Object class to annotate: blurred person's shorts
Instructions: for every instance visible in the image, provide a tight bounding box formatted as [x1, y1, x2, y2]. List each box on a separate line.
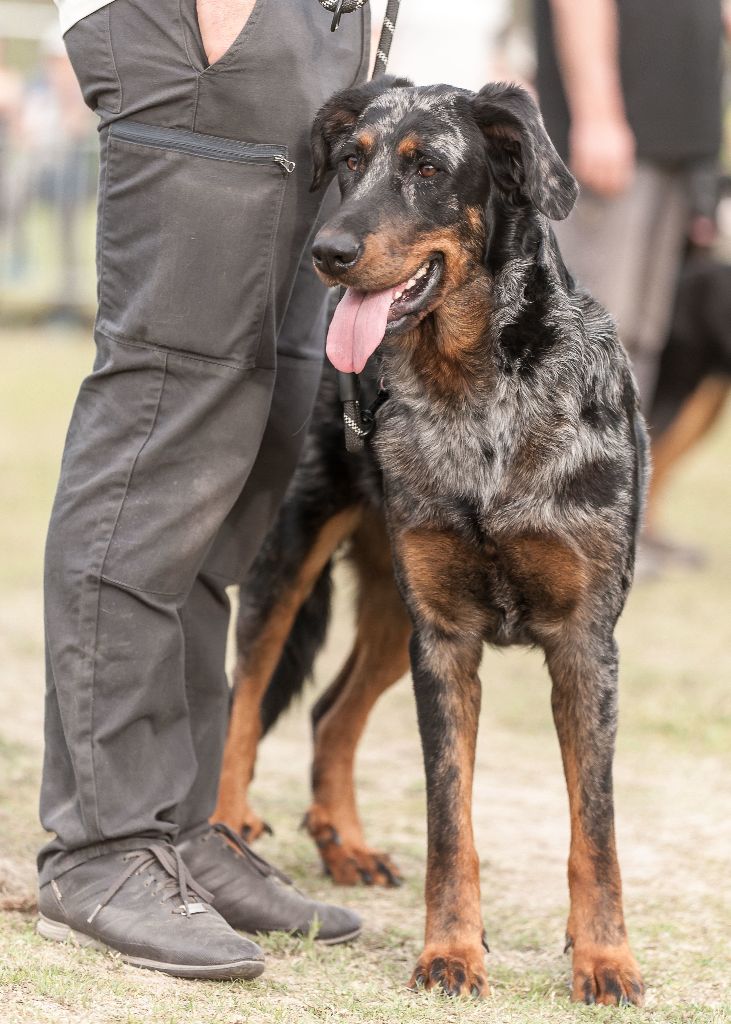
[554, 162, 689, 405]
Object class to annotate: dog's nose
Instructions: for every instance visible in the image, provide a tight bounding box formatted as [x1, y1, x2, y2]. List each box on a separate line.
[312, 231, 362, 276]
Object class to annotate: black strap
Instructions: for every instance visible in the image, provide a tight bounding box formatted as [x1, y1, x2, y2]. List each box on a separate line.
[372, 0, 401, 75]
[330, 1, 403, 452]
[319, 0, 368, 33]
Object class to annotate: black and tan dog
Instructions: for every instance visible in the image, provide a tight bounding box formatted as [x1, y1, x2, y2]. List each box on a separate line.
[213, 77, 647, 1005]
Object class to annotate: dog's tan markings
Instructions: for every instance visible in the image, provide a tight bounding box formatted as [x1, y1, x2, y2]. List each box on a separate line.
[399, 279, 492, 403]
[305, 513, 410, 886]
[398, 529, 488, 636]
[465, 205, 485, 236]
[396, 132, 421, 159]
[547, 640, 644, 1006]
[502, 534, 588, 617]
[396, 527, 488, 995]
[560, 749, 643, 1005]
[212, 507, 362, 835]
[355, 129, 376, 152]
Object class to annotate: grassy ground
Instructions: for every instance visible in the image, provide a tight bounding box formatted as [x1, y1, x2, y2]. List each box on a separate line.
[0, 330, 729, 1024]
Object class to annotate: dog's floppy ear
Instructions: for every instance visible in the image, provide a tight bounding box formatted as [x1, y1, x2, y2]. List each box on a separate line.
[310, 75, 413, 191]
[472, 82, 578, 220]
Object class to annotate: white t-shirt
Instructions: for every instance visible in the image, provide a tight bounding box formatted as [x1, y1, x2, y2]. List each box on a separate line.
[54, 0, 116, 36]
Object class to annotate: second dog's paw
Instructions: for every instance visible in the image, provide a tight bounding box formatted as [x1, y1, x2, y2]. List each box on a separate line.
[303, 808, 402, 887]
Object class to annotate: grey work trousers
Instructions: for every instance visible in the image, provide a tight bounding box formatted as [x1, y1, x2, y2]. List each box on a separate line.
[39, 0, 368, 883]
[554, 161, 689, 410]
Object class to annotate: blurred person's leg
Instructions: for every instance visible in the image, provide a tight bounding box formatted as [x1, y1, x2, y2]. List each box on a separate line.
[40, 0, 367, 884]
[554, 162, 688, 408]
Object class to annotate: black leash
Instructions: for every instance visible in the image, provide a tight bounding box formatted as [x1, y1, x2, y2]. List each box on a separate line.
[322, 0, 403, 453]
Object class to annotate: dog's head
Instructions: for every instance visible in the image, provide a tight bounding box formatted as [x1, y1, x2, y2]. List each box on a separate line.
[310, 78, 577, 373]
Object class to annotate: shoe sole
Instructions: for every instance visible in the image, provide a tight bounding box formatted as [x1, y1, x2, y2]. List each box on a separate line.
[315, 926, 362, 946]
[37, 914, 265, 981]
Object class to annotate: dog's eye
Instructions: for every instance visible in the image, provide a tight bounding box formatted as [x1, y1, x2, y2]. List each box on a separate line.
[345, 155, 359, 172]
[418, 164, 438, 179]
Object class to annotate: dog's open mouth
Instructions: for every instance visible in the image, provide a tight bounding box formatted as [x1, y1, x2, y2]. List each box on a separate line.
[326, 255, 443, 374]
[386, 255, 443, 327]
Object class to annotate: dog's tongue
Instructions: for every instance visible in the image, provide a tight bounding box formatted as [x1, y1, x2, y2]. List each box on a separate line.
[326, 286, 395, 374]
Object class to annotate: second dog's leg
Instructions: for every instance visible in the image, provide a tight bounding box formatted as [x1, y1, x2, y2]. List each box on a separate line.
[647, 374, 728, 531]
[304, 549, 411, 886]
[212, 507, 361, 836]
[546, 629, 644, 1006]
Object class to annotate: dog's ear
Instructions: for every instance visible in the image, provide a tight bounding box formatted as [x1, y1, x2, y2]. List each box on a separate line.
[471, 82, 578, 220]
[310, 75, 413, 191]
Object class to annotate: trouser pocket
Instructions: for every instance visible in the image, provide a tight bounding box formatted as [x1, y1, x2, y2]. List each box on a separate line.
[98, 120, 294, 365]
[63, 5, 122, 113]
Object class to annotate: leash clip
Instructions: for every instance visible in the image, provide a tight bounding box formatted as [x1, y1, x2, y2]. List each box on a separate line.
[330, 0, 345, 31]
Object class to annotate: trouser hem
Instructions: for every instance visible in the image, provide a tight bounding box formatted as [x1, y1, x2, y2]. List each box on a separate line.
[38, 833, 176, 886]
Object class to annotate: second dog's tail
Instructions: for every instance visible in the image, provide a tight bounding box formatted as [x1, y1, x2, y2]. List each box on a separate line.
[258, 562, 333, 736]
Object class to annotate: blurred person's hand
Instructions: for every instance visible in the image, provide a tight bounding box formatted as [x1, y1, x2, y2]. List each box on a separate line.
[568, 113, 635, 197]
[550, 0, 634, 198]
[688, 215, 718, 249]
[197, 0, 257, 66]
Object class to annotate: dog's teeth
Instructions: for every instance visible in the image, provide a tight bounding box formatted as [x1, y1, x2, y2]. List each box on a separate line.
[394, 290, 403, 300]
[405, 278, 416, 289]
[415, 266, 427, 278]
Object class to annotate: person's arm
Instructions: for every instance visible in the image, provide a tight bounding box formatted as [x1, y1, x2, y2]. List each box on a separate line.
[549, 0, 635, 197]
[196, 0, 257, 66]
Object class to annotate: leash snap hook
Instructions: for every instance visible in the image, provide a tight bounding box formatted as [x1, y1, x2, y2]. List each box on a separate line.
[330, 0, 345, 31]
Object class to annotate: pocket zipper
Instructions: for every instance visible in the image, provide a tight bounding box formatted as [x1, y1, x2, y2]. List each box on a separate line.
[109, 120, 295, 173]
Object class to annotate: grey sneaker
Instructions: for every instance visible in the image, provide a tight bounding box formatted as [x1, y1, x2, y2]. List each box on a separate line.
[37, 843, 265, 980]
[178, 823, 362, 944]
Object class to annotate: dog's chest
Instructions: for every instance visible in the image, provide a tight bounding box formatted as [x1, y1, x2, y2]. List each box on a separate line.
[376, 388, 570, 530]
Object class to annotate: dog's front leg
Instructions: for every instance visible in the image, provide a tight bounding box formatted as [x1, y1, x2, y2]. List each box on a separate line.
[408, 627, 488, 997]
[546, 631, 644, 1006]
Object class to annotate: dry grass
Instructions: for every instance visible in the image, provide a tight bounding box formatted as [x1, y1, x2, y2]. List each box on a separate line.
[0, 330, 730, 1024]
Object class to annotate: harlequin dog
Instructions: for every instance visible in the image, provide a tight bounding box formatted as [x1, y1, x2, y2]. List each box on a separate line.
[213, 77, 648, 1005]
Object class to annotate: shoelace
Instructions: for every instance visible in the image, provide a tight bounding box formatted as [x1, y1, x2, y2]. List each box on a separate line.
[87, 843, 212, 924]
[212, 822, 296, 888]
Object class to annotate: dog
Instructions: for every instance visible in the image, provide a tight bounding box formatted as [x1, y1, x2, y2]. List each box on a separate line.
[213, 77, 648, 1005]
[646, 253, 731, 538]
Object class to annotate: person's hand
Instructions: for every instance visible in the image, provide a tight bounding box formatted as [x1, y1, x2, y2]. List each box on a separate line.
[196, 0, 256, 66]
[688, 215, 717, 249]
[568, 114, 636, 197]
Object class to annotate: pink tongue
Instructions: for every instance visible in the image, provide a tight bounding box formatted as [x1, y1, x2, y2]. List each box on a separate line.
[326, 286, 395, 374]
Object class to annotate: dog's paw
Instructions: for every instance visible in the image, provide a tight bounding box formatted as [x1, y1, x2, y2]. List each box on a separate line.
[409, 946, 488, 998]
[571, 943, 644, 1006]
[240, 810, 273, 842]
[212, 807, 272, 843]
[324, 844, 402, 887]
[303, 809, 402, 887]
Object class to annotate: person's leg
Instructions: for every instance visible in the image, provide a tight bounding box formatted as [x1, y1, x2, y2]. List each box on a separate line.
[40, 0, 367, 882]
[173, 253, 330, 835]
[625, 167, 689, 407]
[553, 165, 654, 324]
[554, 163, 688, 409]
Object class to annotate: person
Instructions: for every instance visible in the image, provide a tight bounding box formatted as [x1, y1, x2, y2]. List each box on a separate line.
[38, 0, 369, 982]
[533, 0, 723, 411]
[13, 27, 96, 322]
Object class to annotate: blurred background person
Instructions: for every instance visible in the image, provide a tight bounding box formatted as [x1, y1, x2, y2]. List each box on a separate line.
[533, 0, 724, 414]
[0, 11, 96, 325]
[0, 39, 23, 278]
[16, 25, 95, 322]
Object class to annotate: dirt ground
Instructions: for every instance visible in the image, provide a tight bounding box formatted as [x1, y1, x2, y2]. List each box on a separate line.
[1, 332, 730, 1024]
